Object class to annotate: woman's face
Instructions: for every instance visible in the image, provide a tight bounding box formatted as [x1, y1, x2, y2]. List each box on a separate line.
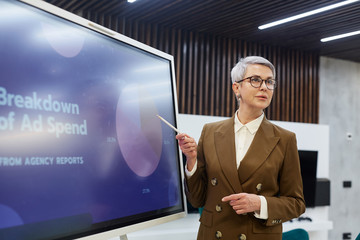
[233, 64, 274, 112]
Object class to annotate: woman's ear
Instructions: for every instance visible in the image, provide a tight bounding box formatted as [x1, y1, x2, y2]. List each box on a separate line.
[232, 82, 238, 92]
[232, 82, 241, 99]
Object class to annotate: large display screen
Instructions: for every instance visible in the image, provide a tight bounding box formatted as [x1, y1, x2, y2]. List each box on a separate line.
[0, 0, 185, 239]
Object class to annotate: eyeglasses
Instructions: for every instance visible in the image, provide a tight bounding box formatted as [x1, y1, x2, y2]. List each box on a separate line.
[236, 76, 277, 90]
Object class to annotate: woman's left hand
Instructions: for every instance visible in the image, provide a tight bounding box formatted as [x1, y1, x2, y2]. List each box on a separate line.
[222, 193, 261, 215]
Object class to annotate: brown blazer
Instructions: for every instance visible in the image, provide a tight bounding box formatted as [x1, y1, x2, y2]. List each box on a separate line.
[185, 116, 305, 240]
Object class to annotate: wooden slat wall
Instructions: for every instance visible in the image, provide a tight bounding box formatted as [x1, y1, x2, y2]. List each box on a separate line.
[86, 12, 319, 123]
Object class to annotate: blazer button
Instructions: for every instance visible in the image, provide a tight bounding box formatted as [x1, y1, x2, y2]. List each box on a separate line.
[215, 204, 222, 212]
[238, 233, 246, 240]
[272, 219, 281, 224]
[211, 177, 218, 186]
[215, 230, 222, 239]
[256, 183, 262, 192]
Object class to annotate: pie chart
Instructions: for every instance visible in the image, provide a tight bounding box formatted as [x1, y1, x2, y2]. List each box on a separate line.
[42, 22, 84, 58]
[0, 204, 23, 228]
[116, 83, 163, 177]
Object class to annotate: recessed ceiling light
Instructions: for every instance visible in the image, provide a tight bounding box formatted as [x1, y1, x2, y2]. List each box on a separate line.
[258, 0, 359, 30]
[321, 30, 360, 42]
[127, 0, 136, 3]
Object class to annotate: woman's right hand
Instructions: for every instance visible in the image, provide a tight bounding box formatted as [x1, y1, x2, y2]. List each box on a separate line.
[176, 133, 197, 171]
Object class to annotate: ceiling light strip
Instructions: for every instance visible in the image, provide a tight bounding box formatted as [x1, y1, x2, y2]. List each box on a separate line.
[258, 0, 359, 30]
[321, 30, 360, 42]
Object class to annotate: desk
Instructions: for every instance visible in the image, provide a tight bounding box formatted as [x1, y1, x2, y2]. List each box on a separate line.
[127, 214, 199, 240]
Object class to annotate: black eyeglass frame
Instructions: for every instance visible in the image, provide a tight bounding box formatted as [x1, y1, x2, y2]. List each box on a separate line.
[235, 76, 277, 90]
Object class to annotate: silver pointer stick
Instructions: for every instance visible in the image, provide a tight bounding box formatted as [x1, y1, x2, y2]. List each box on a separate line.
[156, 115, 181, 133]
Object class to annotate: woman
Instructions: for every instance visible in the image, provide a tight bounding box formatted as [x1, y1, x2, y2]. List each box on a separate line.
[176, 56, 305, 240]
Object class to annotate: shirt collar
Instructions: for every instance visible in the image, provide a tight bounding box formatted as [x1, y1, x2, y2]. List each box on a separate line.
[234, 111, 264, 135]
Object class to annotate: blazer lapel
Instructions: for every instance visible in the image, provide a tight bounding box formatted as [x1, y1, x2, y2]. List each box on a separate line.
[238, 118, 280, 184]
[214, 116, 243, 193]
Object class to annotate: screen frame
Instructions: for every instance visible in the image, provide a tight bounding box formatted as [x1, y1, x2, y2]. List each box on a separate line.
[13, 0, 187, 239]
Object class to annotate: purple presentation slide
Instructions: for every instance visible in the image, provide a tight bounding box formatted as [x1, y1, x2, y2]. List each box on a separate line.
[0, 1, 183, 239]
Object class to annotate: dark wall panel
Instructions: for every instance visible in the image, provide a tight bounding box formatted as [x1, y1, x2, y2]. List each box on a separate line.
[85, 13, 319, 123]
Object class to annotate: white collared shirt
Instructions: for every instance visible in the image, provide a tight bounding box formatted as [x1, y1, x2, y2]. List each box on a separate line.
[234, 112, 268, 219]
[234, 112, 264, 168]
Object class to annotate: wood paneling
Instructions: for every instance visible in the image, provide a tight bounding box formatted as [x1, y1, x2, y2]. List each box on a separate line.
[48, 0, 360, 63]
[86, 12, 319, 123]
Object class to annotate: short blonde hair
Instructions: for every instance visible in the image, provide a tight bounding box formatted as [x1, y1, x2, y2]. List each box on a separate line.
[231, 56, 275, 84]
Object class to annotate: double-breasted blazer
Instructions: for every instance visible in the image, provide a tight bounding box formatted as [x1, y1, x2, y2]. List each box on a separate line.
[185, 115, 305, 240]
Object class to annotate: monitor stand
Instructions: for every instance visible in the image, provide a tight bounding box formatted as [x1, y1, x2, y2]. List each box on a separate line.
[120, 235, 128, 240]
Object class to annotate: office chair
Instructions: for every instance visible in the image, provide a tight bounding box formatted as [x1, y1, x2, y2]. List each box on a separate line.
[199, 207, 204, 216]
[282, 228, 309, 240]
